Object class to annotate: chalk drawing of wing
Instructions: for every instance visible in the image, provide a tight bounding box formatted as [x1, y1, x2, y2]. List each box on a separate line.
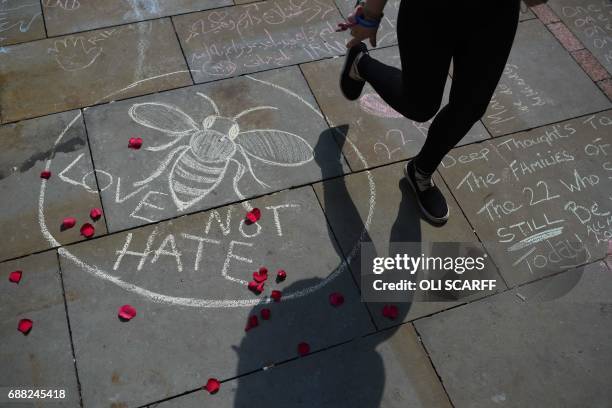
[129, 102, 199, 135]
[235, 130, 314, 166]
[169, 149, 229, 211]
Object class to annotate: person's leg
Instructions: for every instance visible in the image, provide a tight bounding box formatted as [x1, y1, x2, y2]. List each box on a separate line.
[354, 1, 453, 122]
[413, 0, 521, 174]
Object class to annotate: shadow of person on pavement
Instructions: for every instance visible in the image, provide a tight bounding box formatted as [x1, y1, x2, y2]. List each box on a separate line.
[231, 126, 432, 407]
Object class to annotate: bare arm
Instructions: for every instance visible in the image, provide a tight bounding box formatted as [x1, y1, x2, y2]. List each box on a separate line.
[362, 0, 387, 20]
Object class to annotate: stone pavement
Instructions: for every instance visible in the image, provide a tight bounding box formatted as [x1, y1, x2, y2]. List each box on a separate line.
[0, 1, 611, 407]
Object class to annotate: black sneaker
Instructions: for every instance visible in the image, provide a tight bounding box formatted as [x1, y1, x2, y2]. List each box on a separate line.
[404, 160, 449, 225]
[340, 42, 367, 100]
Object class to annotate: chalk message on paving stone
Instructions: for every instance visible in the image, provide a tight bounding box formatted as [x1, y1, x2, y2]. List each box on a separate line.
[83, 67, 347, 231]
[482, 20, 610, 136]
[173, 0, 346, 83]
[440, 111, 612, 286]
[0, 0, 45, 46]
[0, 19, 191, 123]
[55, 187, 373, 407]
[549, 0, 612, 73]
[42, 0, 233, 36]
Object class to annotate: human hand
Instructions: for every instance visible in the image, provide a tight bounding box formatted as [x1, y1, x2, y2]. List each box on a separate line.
[336, 4, 380, 48]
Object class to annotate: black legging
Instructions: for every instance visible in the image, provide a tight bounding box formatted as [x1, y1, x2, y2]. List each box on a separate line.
[357, 0, 521, 174]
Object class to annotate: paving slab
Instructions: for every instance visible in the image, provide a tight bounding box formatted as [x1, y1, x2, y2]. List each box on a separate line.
[150, 324, 452, 408]
[414, 261, 612, 408]
[0, 19, 191, 124]
[483, 19, 610, 136]
[58, 186, 374, 407]
[548, 0, 612, 73]
[84, 66, 349, 232]
[0, 1, 45, 46]
[172, 0, 347, 83]
[439, 111, 612, 287]
[42, 0, 233, 37]
[0, 110, 107, 262]
[0, 251, 80, 407]
[313, 161, 506, 329]
[301, 47, 490, 171]
[334, 0, 400, 48]
[520, 1, 536, 21]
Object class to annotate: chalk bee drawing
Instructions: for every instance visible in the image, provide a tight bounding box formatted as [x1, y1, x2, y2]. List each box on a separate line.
[128, 93, 315, 211]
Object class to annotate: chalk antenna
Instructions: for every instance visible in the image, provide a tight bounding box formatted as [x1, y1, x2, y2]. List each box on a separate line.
[234, 106, 278, 120]
[196, 92, 220, 116]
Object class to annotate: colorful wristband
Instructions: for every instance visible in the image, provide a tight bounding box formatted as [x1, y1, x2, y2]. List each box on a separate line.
[355, 14, 380, 28]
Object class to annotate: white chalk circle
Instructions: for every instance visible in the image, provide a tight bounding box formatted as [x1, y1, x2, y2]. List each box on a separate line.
[39, 76, 377, 308]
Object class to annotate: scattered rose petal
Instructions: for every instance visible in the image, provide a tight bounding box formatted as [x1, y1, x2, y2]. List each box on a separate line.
[270, 290, 282, 302]
[297, 342, 310, 356]
[128, 137, 143, 149]
[248, 281, 259, 292]
[40, 170, 51, 179]
[248, 280, 264, 294]
[260, 308, 271, 320]
[204, 378, 220, 394]
[61, 217, 77, 231]
[245, 315, 259, 331]
[276, 269, 287, 282]
[245, 208, 261, 224]
[80, 223, 95, 238]
[258, 267, 268, 276]
[118, 304, 137, 321]
[18, 319, 33, 335]
[382, 304, 399, 320]
[253, 271, 267, 283]
[329, 292, 345, 307]
[90, 208, 103, 221]
[9, 270, 22, 284]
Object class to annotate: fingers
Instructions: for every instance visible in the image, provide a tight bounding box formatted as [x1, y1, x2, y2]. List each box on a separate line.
[370, 34, 377, 48]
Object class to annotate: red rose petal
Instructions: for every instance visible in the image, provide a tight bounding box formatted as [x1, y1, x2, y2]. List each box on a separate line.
[256, 282, 265, 293]
[80, 223, 95, 238]
[248, 280, 264, 294]
[61, 217, 77, 231]
[297, 342, 310, 356]
[276, 269, 287, 281]
[9, 270, 22, 284]
[248, 281, 259, 291]
[329, 292, 345, 307]
[204, 378, 220, 394]
[90, 208, 103, 221]
[40, 170, 52, 179]
[18, 319, 33, 335]
[382, 304, 399, 320]
[118, 304, 137, 321]
[259, 267, 268, 276]
[128, 137, 143, 149]
[270, 290, 282, 302]
[260, 308, 271, 320]
[253, 271, 267, 283]
[245, 315, 259, 331]
[245, 208, 261, 224]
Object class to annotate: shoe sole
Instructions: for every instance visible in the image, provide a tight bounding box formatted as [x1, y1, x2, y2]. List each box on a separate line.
[404, 162, 449, 225]
[340, 46, 365, 101]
